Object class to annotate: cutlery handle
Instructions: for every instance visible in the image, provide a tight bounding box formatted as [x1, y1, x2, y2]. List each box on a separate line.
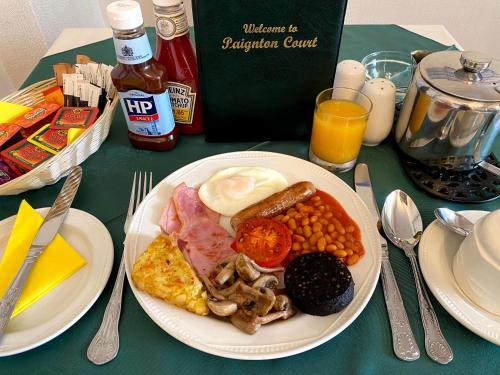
[87, 255, 126, 365]
[380, 258, 420, 361]
[407, 254, 453, 364]
[0, 252, 39, 339]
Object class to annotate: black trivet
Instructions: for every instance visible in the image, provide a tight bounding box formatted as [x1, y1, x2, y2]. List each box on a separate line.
[401, 153, 500, 202]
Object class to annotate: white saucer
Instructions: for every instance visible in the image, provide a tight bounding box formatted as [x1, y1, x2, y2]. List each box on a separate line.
[0, 208, 114, 356]
[419, 210, 500, 345]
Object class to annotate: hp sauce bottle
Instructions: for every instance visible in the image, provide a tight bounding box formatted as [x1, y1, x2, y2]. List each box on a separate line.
[107, 0, 178, 151]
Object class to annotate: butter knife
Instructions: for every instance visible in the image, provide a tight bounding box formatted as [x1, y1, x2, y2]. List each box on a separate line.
[354, 163, 420, 361]
[0, 166, 83, 339]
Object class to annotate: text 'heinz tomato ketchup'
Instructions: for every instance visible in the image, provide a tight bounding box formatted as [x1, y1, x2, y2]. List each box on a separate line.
[153, 0, 203, 135]
[107, 0, 178, 151]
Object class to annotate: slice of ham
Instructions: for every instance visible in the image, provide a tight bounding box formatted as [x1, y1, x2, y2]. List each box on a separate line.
[159, 199, 181, 235]
[160, 183, 235, 276]
[181, 218, 236, 276]
[171, 183, 220, 238]
[159, 184, 219, 236]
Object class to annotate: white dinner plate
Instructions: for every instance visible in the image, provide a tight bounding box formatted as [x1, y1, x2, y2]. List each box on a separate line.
[124, 151, 381, 360]
[419, 210, 500, 346]
[0, 208, 114, 356]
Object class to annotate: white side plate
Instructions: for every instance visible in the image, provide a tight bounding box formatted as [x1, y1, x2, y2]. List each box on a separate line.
[0, 208, 114, 356]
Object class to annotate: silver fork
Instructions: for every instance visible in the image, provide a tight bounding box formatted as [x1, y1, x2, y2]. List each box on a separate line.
[87, 171, 153, 365]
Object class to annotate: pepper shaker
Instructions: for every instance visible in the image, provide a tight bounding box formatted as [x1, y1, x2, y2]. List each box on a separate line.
[362, 78, 396, 146]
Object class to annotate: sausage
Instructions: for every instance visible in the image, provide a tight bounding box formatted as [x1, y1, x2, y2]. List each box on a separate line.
[230, 181, 316, 230]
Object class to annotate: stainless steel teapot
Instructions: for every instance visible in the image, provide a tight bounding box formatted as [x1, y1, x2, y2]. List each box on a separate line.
[395, 50, 500, 171]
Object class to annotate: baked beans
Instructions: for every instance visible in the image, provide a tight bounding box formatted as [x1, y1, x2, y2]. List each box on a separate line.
[275, 190, 365, 266]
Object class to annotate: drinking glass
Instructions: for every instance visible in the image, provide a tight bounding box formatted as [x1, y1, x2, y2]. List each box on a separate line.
[309, 87, 372, 173]
[362, 51, 416, 105]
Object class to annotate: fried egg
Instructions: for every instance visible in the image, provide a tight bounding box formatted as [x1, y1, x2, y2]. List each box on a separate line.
[198, 167, 288, 216]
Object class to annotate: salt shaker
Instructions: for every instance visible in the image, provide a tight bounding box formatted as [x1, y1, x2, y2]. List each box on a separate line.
[333, 60, 365, 91]
[362, 78, 396, 146]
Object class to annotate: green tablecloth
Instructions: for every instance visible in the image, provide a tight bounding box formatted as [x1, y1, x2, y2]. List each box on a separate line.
[1, 25, 499, 374]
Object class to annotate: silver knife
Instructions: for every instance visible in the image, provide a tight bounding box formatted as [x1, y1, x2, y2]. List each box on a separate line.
[354, 163, 420, 361]
[0, 166, 83, 339]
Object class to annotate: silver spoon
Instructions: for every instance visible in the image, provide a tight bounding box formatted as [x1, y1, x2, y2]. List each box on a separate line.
[382, 190, 453, 365]
[434, 208, 473, 237]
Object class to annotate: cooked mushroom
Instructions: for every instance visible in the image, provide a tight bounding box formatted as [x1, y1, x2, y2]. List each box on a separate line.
[206, 297, 238, 317]
[217, 254, 238, 266]
[254, 287, 276, 316]
[273, 295, 291, 311]
[228, 283, 275, 316]
[227, 284, 256, 306]
[235, 254, 260, 281]
[255, 307, 296, 324]
[252, 274, 279, 289]
[202, 253, 296, 334]
[246, 257, 284, 273]
[200, 275, 226, 300]
[218, 279, 244, 297]
[214, 261, 236, 285]
[230, 310, 261, 334]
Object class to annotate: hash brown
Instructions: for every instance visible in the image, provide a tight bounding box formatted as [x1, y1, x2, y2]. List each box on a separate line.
[132, 234, 208, 316]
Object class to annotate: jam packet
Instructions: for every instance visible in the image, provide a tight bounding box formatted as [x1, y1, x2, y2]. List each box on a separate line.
[0, 123, 22, 150]
[28, 124, 67, 154]
[1, 139, 53, 174]
[14, 102, 61, 137]
[50, 107, 98, 130]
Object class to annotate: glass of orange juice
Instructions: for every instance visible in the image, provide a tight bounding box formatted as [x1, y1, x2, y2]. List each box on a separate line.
[309, 87, 372, 173]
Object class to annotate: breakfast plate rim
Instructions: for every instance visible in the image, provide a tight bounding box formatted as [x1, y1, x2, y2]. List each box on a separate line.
[419, 210, 500, 346]
[124, 150, 381, 360]
[0, 208, 114, 356]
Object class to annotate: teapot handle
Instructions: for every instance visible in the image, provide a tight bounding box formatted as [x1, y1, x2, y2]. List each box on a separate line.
[474, 112, 500, 169]
[411, 50, 433, 64]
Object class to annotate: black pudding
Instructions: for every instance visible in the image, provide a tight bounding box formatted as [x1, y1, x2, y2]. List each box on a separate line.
[285, 252, 354, 316]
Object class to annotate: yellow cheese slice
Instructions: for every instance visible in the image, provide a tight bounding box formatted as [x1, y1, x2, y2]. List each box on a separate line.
[0, 101, 32, 123]
[0, 200, 86, 317]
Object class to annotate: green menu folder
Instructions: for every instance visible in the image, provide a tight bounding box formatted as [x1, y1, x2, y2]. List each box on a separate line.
[192, 0, 348, 141]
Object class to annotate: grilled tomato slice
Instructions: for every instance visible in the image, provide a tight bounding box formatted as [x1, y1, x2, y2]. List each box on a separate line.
[233, 217, 292, 267]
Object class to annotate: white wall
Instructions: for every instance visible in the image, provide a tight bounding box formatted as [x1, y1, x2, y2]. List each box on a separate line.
[345, 0, 500, 59]
[30, 0, 106, 49]
[0, 0, 499, 98]
[0, 0, 48, 96]
[0, 0, 106, 97]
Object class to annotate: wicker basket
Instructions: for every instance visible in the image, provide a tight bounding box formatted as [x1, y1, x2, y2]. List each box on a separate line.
[0, 78, 119, 195]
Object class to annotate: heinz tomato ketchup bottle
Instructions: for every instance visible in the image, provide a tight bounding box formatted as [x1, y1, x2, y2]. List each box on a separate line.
[107, 0, 178, 151]
[153, 0, 203, 134]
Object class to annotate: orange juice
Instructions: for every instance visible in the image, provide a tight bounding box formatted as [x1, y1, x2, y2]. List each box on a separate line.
[310, 99, 368, 164]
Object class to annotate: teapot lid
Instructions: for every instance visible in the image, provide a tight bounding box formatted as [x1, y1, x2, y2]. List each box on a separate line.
[419, 51, 500, 102]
